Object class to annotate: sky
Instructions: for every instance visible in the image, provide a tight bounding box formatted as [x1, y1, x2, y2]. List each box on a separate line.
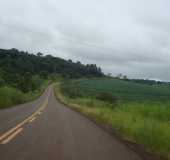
[0, 0, 170, 81]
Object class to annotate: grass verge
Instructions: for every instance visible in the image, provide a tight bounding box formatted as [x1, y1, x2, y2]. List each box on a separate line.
[0, 80, 49, 109]
[54, 83, 170, 160]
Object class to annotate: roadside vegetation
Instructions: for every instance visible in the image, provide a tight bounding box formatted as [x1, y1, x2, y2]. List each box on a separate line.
[0, 80, 49, 109]
[0, 48, 103, 109]
[55, 78, 170, 159]
[1, 48, 170, 159]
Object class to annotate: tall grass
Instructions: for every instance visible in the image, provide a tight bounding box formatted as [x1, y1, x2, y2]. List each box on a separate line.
[0, 80, 49, 109]
[55, 83, 170, 159]
[0, 86, 26, 108]
[24, 80, 49, 101]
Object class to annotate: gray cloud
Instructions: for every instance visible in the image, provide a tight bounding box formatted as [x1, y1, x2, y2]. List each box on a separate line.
[0, 0, 170, 80]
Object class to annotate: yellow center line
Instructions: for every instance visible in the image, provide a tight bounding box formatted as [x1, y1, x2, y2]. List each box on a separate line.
[38, 112, 42, 115]
[29, 117, 37, 123]
[0, 96, 49, 143]
[1, 128, 23, 144]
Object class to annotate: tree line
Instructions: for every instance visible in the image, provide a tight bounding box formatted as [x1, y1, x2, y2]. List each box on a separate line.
[0, 48, 103, 92]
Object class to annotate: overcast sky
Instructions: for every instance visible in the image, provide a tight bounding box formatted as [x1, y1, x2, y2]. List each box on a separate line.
[0, 0, 170, 80]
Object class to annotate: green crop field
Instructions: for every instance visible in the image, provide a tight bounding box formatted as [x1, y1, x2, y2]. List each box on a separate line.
[64, 78, 170, 101]
[58, 78, 170, 159]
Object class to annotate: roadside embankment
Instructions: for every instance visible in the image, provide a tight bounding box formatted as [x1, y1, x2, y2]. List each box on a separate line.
[54, 82, 169, 160]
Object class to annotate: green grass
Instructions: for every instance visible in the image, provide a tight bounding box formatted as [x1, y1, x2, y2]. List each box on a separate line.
[55, 79, 170, 159]
[0, 86, 26, 108]
[64, 78, 170, 101]
[0, 80, 49, 109]
[24, 80, 49, 101]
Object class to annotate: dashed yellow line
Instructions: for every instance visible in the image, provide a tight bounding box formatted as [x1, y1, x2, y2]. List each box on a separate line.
[38, 111, 42, 115]
[29, 117, 37, 123]
[1, 128, 23, 144]
[0, 96, 49, 144]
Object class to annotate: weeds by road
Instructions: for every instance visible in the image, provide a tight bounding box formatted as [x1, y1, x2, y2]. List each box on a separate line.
[0, 80, 49, 109]
[54, 82, 170, 160]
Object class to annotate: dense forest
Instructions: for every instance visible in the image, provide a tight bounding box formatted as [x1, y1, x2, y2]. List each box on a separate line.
[0, 48, 103, 92]
[0, 48, 168, 94]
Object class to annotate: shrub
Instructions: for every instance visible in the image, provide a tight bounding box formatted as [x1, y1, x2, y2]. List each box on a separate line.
[0, 77, 5, 86]
[96, 92, 118, 104]
[0, 86, 26, 108]
[61, 82, 85, 98]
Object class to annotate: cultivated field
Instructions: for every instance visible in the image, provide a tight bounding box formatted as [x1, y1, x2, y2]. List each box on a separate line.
[58, 78, 170, 159]
[64, 78, 170, 101]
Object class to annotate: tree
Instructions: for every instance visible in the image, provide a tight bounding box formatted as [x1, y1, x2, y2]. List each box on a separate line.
[68, 59, 73, 63]
[0, 48, 104, 91]
[18, 72, 33, 92]
[39, 71, 48, 79]
[37, 52, 43, 57]
[116, 73, 123, 79]
[123, 75, 128, 79]
[107, 73, 112, 77]
[0, 77, 4, 86]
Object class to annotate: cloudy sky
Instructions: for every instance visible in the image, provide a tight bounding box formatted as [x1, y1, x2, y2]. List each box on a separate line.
[0, 0, 170, 80]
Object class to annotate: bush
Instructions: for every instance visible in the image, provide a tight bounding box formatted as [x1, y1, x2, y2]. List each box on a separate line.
[61, 82, 85, 98]
[0, 77, 5, 86]
[31, 75, 43, 90]
[0, 86, 26, 108]
[96, 92, 118, 104]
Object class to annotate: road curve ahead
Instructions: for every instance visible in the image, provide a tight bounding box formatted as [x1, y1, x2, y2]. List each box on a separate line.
[0, 85, 142, 160]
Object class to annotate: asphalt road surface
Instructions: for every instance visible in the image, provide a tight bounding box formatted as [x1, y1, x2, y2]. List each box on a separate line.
[0, 85, 142, 160]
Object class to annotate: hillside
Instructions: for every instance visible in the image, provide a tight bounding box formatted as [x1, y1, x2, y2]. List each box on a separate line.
[0, 48, 103, 92]
[0, 48, 103, 108]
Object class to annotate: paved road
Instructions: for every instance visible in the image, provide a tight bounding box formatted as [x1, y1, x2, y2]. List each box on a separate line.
[0, 85, 142, 160]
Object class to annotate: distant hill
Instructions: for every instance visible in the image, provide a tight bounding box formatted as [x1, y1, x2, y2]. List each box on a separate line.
[0, 48, 103, 92]
[0, 48, 103, 77]
[124, 78, 170, 86]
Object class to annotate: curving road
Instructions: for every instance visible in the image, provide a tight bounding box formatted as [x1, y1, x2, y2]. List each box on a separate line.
[0, 85, 142, 160]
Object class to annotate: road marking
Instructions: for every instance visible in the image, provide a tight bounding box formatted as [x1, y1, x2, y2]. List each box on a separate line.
[0, 96, 49, 143]
[38, 112, 42, 115]
[29, 117, 37, 123]
[1, 128, 23, 144]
